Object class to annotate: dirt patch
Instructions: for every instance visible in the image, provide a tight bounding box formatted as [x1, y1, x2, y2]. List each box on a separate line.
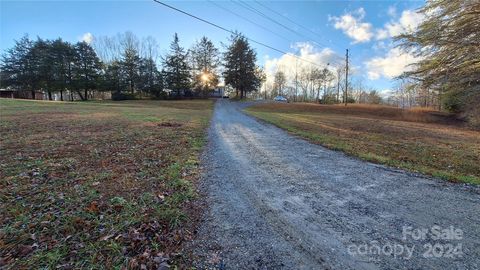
[158, 122, 183, 128]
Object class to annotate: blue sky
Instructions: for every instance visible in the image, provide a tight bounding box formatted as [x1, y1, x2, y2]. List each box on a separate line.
[1, 0, 425, 92]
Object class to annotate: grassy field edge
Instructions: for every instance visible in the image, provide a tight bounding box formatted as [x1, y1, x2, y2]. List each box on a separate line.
[246, 109, 480, 185]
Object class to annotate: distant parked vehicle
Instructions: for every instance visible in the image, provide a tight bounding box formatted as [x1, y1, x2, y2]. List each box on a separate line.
[274, 96, 288, 103]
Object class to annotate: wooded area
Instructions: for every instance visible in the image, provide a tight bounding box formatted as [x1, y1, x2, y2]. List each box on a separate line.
[0, 32, 263, 101]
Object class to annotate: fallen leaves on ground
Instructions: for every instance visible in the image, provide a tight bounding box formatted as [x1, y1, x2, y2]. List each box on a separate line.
[0, 99, 213, 269]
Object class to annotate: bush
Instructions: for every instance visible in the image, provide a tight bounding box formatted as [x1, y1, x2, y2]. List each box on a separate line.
[151, 90, 168, 100]
[111, 92, 136, 101]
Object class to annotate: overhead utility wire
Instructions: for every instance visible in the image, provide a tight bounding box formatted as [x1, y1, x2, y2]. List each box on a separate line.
[253, 0, 340, 49]
[210, 1, 345, 65]
[234, 0, 345, 65]
[207, 0, 293, 44]
[233, 1, 312, 41]
[254, 1, 359, 62]
[152, 0, 329, 69]
[234, 0, 329, 50]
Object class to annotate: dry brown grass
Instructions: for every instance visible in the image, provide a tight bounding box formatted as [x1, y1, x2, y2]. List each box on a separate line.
[247, 102, 480, 184]
[254, 103, 462, 125]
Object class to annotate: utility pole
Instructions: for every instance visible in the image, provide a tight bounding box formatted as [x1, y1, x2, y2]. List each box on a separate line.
[345, 49, 349, 106]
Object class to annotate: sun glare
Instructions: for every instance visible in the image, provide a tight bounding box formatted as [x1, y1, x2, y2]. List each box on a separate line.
[201, 73, 210, 82]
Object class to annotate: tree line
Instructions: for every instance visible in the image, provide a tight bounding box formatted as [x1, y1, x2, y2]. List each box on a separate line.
[262, 65, 382, 105]
[0, 32, 263, 100]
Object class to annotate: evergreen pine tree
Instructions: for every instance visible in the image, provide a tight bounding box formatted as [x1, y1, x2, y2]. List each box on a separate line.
[73, 41, 102, 100]
[163, 33, 190, 97]
[223, 33, 261, 99]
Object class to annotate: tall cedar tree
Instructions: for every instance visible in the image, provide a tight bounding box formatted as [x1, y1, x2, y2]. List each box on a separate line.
[30, 39, 55, 100]
[50, 39, 76, 101]
[223, 34, 261, 99]
[190, 36, 220, 97]
[0, 35, 35, 97]
[73, 41, 102, 100]
[138, 57, 163, 98]
[104, 60, 123, 94]
[120, 47, 141, 94]
[397, 0, 480, 124]
[163, 33, 190, 97]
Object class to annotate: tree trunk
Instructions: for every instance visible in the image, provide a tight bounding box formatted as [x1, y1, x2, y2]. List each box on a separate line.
[77, 90, 86, 101]
[337, 80, 340, 103]
[48, 90, 53, 101]
[84, 89, 88, 101]
[60, 90, 64, 101]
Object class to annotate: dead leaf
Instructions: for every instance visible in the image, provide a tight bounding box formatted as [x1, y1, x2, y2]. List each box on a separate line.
[86, 201, 99, 213]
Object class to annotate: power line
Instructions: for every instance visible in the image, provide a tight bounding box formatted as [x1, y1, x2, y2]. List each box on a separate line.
[234, 0, 346, 65]
[233, 0, 329, 49]
[233, 0, 299, 36]
[207, 0, 293, 44]
[152, 0, 329, 69]
[253, 0, 343, 50]
[208, 1, 346, 65]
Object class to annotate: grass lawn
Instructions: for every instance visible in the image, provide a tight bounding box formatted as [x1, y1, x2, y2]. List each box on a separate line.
[0, 99, 213, 269]
[246, 103, 480, 185]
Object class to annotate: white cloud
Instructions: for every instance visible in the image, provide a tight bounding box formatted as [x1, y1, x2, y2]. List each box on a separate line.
[367, 71, 381, 80]
[365, 47, 419, 80]
[329, 8, 374, 43]
[264, 42, 341, 86]
[379, 89, 394, 98]
[372, 41, 388, 51]
[330, 8, 424, 43]
[376, 10, 424, 40]
[387, 6, 397, 17]
[80, 32, 93, 44]
[375, 29, 389, 40]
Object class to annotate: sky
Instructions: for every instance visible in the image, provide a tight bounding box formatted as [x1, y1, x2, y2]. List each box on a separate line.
[0, 0, 425, 93]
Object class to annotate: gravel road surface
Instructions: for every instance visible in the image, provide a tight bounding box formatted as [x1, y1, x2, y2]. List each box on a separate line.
[191, 99, 480, 269]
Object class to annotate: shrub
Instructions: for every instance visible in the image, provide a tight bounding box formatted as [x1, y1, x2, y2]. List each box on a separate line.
[111, 92, 136, 101]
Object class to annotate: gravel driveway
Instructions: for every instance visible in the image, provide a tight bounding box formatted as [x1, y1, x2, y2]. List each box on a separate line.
[191, 99, 480, 269]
